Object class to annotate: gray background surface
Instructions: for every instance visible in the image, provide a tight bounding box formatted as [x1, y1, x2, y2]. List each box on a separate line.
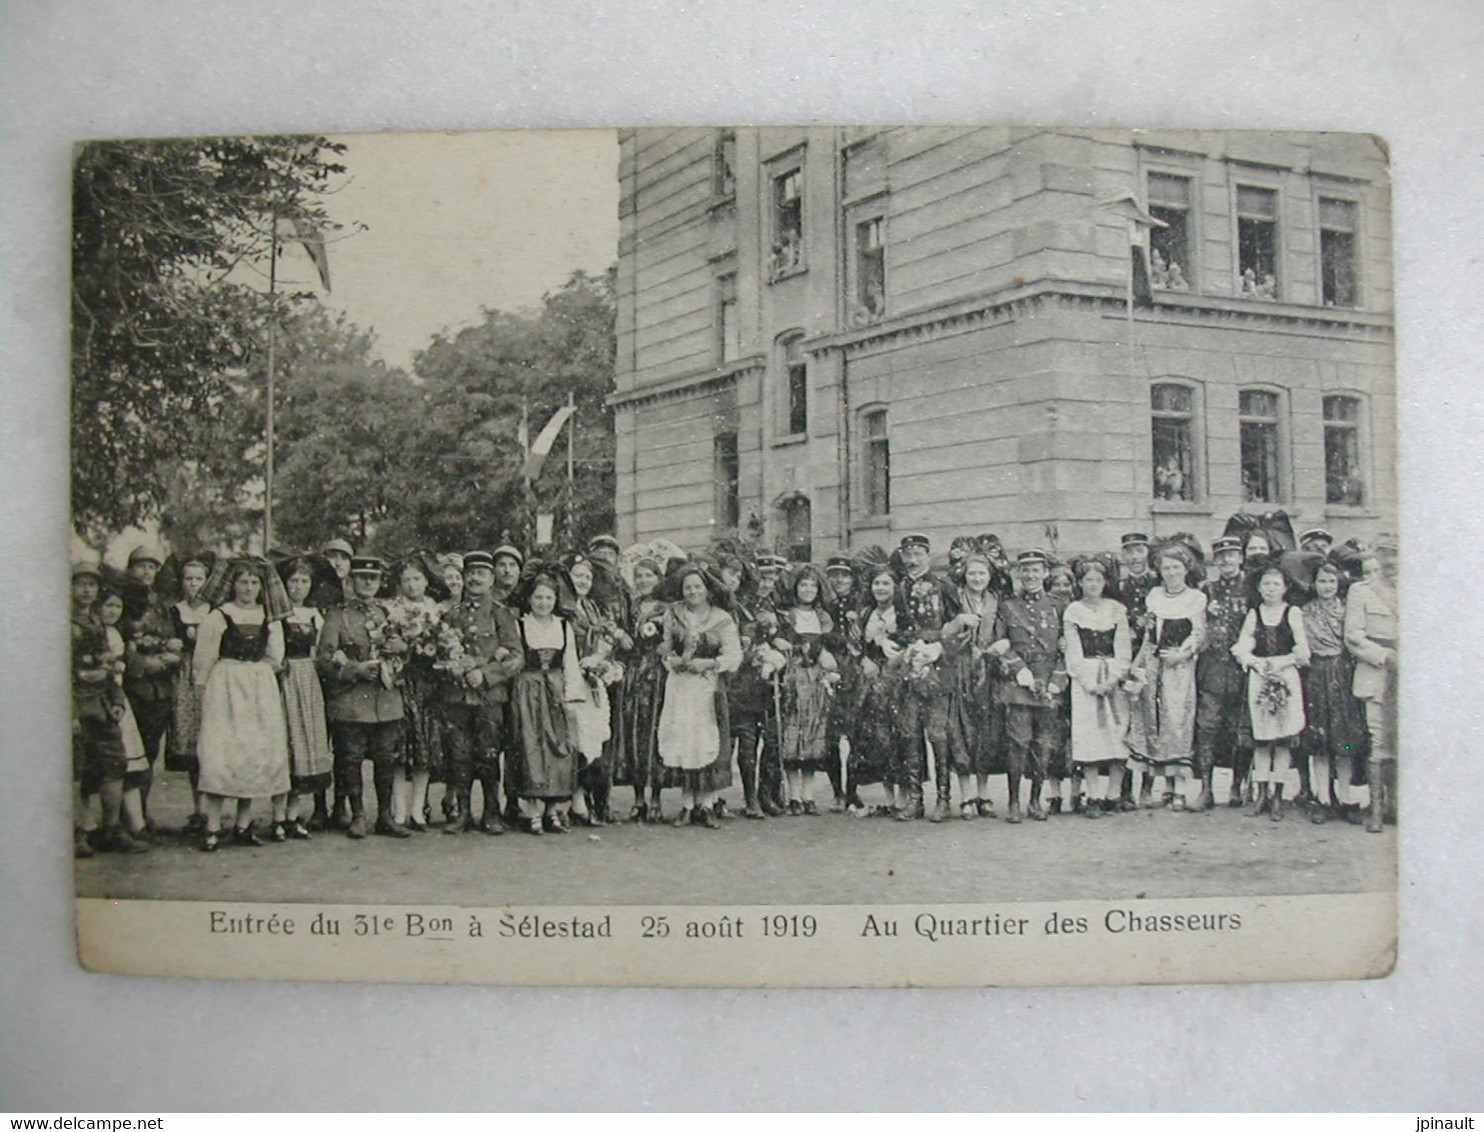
[2, 0, 1479, 1111]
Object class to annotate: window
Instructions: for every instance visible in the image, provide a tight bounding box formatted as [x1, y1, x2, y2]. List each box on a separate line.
[713, 131, 736, 198]
[1239, 390, 1282, 503]
[1319, 197, 1359, 307]
[782, 495, 812, 562]
[852, 217, 886, 323]
[1323, 395, 1365, 505]
[717, 274, 740, 363]
[783, 335, 808, 436]
[1147, 173, 1192, 292]
[769, 167, 804, 279]
[1151, 383, 1197, 501]
[1236, 185, 1279, 299]
[714, 432, 740, 528]
[863, 409, 890, 516]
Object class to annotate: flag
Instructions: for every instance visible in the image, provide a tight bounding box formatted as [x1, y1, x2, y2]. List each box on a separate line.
[1096, 192, 1165, 310]
[522, 403, 577, 481]
[289, 215, 332, 292]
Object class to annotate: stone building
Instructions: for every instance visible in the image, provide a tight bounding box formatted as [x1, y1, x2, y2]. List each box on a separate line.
[610, 127, 1395, 559]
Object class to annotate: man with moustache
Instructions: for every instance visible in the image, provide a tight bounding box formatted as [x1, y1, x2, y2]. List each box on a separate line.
[1194, 536, 1249, 810]
[439, 550, 524, 834]
[895, 533, 961, 822]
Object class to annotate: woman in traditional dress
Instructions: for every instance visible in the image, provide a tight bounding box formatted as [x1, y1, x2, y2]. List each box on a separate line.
[1127, 544, 1208, 810]
[851, 563, 912, 816]
[510, 569, 586, 834]
[1300, 560, 1370, 824]
[616, 557, 672, 822]
[383, 554, 448, 831]
[167, 557, 212, 830]
[193, 557, 291, 851]
[656, 563, 742, 828]
[772, 564, 838, 815]
[565, 555, 625, 826]
[941, 553, 1004, 819]
[1063, 557, 1132, 818]
[276, 555, 335, 838]
[1233, 565, 1310, 821]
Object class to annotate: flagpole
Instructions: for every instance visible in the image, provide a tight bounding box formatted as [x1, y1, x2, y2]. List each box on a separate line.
[566, 390, 576, 543]
[264, 212, 278, 554]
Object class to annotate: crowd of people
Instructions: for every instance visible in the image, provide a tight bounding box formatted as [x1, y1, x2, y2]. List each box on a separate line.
[70, 514, 1399, 858]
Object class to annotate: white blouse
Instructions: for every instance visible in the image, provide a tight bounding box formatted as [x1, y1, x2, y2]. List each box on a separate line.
[194, 603, 285, 687]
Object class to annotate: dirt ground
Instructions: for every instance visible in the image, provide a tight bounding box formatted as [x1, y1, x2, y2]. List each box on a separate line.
[76, 765, 1395, 907]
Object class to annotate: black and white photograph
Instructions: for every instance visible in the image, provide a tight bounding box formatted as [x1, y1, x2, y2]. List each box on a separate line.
[68, 125, 1398, 987]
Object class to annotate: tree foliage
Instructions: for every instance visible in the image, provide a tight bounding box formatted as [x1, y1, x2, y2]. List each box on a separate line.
[71, 135, 347, 540]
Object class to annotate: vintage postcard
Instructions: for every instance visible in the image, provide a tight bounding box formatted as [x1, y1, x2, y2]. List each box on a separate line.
[70, 127, 1397, 987]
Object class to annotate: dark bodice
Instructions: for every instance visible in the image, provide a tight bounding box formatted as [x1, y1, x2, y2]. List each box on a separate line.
[1156, 617, 1193, 650]
[520, 618, 569, 673]
[219, 610, 269, 663]
[1076, 625, 1118, 659]
[284, 616, 319, 659]
[1252, 605, 1296, 658]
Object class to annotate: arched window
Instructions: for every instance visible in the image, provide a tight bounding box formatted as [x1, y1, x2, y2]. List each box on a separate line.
[776, 492, 812, 562]
[1150, 381, 1200, 501]
[1323, 394, 1365, 505]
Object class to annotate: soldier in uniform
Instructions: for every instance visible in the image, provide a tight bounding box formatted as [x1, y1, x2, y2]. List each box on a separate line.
[1195, 535, 1250, 809]
[439, 550, 524, 834]
[316, 556, 409, 839]
[1298, 527, 1335, 555]
[822, 555, 861, 811]
[895, 533, 961, 821]
[490, 544, 524, 607]
[72, 562, 145, 855]
[754, 553, 788, 610]
[1115, 532, 1159, 806]
[121, 545, 179, 830]
[992, 549, 1068, 823]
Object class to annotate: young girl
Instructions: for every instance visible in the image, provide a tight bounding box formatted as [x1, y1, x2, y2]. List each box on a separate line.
[941, 554, 1003, 819]
[1299, 562, 1369, 823]
[773, 564, 839, 815]
[167, 558, 212, 830]
[1062, 558, 1132, 818]
[1233, 566, 1310, 821]
[656, 564, 742, 828]
[277, 556, 334, 839]
[855, 564, 912, 817]
[193, 558, 291, 850]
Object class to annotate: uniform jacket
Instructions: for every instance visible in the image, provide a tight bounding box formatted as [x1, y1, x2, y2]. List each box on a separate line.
[992, 590, 1066, 707]
[901, 569, 961, 643]
[1196, 572, 1248, 696]
[437, 593, 523, 709]
[122, 592, 181, 704]
[316, 598, 406, 724]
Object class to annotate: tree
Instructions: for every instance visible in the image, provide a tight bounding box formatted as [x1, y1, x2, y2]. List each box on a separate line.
[71, 135, 347, 541]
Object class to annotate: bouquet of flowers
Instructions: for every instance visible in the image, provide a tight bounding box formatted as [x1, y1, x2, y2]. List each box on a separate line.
[579, 632, 626, 687]
[382, 599, 443, 683]
[1254, 670, 1290, 717]
[431, 620, 478, 682]
[126, 631, 183, 675]
[902, 640, 945, 696]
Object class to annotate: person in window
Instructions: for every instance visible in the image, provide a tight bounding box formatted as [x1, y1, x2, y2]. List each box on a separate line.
[509, 568, 587, 835]
[941, 553, 1005, 820]
[616, 555, 675, 822]
[193, 557, 291, 851]
[656, 563, 742, 829]
[1126, 543, 1208, 810]
[1233, 566, 1310, 822]
[1301, 561, 1369, 825]
[772, 564, 839, 815]
[1194, 536, 1250, 811]
[1062, 556, 1133, 818]
[275, 556, 335, 839]
[854, 562, 913, 817]
[1345, 536, 1398, 833]
[992, 549, 1066, 823]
